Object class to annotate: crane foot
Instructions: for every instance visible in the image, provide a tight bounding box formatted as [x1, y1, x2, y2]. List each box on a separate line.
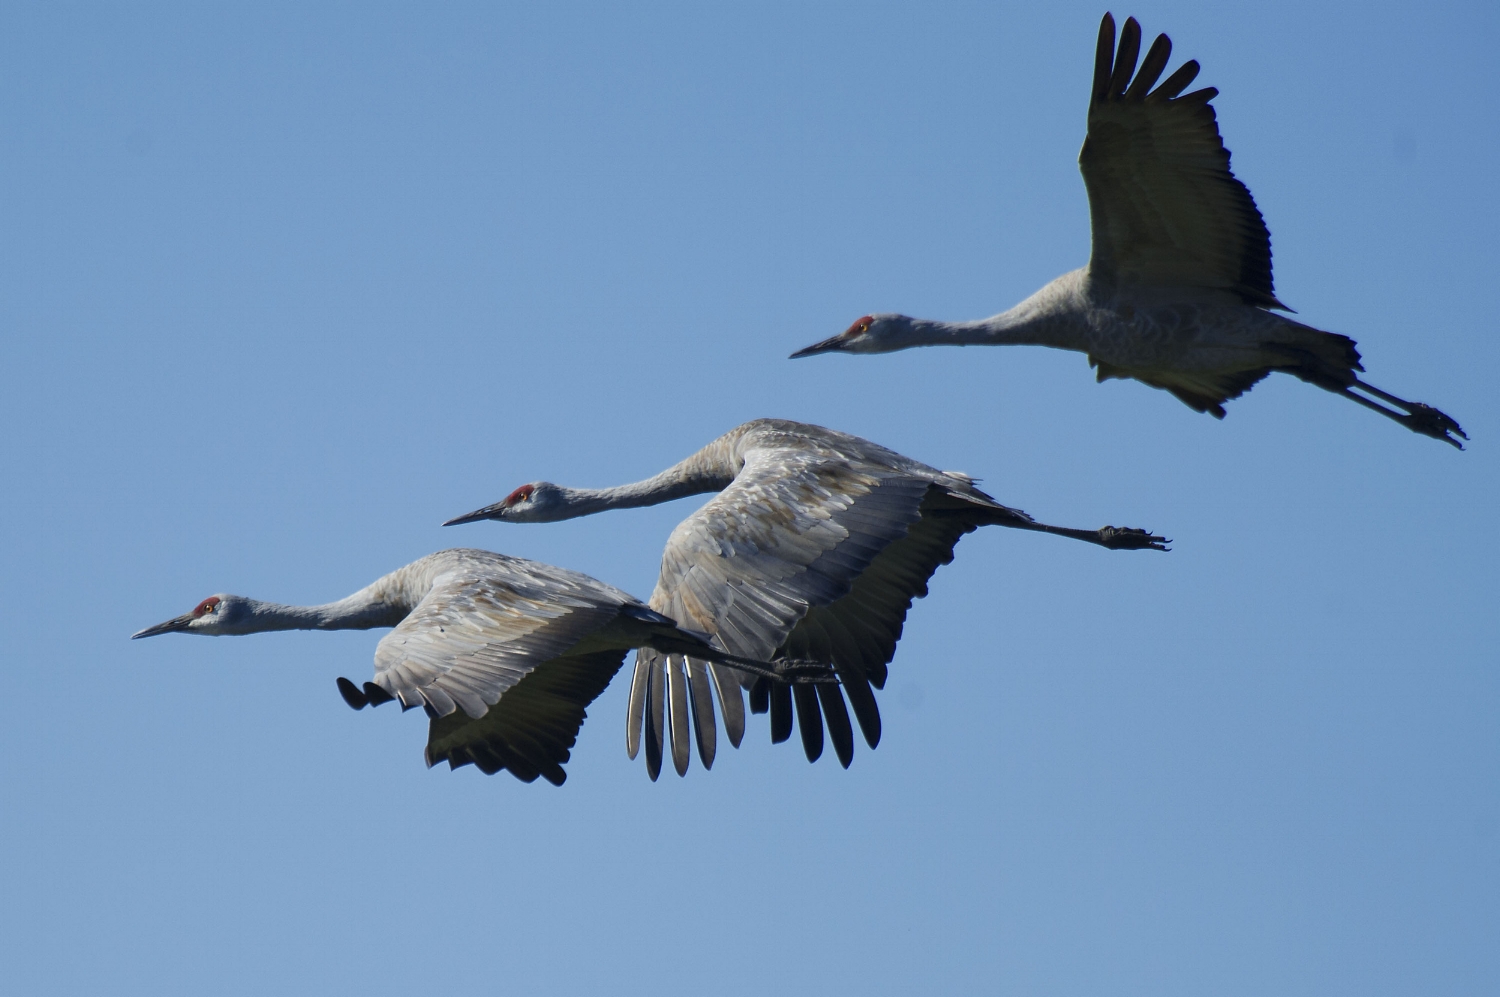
[1402, 403, 1466, 449]
[1098, 526, 1170, 551]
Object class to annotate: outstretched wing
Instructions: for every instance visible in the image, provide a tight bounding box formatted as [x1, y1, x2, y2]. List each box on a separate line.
[425, 649, 629, 786]
[628, 444, 972, 777]
[1080, 13, 1286, 309]
[372, 559, 630, 784]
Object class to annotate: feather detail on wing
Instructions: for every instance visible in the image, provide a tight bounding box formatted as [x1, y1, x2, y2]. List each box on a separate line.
[425, 649, 628, 786]
[632, 439, 985, 771]
[1081, 13, 1286, 309]
[343, 551, 656, 786]
[373, 564, 626, 722]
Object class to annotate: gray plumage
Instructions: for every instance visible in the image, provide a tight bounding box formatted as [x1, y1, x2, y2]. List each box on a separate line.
[792, 13, 1465, 448]
[444, 419, 1166, 779]
[131, 548, 822, 786]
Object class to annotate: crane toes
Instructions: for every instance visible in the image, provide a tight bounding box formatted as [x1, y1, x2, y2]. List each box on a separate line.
[1403, 403, 1466, 449]
[336, 676, 369, 710]
[1098, 526, 1170, 551]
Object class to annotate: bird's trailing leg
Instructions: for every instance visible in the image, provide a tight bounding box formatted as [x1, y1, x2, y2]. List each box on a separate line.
[997, 515, 1169, 551]
[1344, 379, 1466, 449]
[703, 653, 840, 685]
[1093, 526, 1171, 550]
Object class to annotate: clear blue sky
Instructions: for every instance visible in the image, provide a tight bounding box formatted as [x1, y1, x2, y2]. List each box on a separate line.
[2, 2, 1495, 994]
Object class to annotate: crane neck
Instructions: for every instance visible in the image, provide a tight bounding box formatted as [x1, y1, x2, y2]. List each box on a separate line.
[227, 594, 410, 634]
[221, 566, 426, 635]
[908, 269, 1090, 351]
[548, 437, 741, 518]
[556, 467, 733, 516]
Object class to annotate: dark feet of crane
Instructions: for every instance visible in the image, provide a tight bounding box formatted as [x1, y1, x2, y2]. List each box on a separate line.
[1098, 526, 1170, 551]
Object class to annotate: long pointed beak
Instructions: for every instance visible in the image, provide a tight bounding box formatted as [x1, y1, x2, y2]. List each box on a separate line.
[131, 613, 197, 639]
[789, 334, 849, 359]
[442, 503, 505, 527]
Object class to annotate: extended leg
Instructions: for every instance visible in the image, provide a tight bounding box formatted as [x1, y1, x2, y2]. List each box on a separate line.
[1347, 378, 1466, 448]
[989, 511, 1169, 550]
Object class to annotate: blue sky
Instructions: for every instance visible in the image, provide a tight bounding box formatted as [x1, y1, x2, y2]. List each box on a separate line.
[1, 2, 1495, 994]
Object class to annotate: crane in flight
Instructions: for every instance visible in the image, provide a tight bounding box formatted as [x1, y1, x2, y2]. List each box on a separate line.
[443, 419, 1166, 779]
[132, 548, 830, 786]
[792, 13, 1465, 449]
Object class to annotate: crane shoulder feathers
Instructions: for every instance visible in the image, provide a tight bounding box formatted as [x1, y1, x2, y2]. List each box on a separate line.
[1079, 13, 1286, 310]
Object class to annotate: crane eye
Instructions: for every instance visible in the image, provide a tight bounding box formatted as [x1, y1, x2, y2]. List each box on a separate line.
[858, 322, 870, 333]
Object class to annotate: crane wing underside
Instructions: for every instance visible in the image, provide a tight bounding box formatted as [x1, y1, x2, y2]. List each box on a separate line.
[425, 648, 629, 786]
[373, 564, 628, 727]
[630, 447, 985, 776]
[1079, 13, 1283, 310]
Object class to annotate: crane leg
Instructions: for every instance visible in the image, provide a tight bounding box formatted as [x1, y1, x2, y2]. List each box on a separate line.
[1010, 520, 1169, 551]
[1344, 379, 1466, 448]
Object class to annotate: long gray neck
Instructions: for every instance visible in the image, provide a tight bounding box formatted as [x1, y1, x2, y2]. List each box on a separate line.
[908, 270, 1089, 351]
[234, 595, 408, 633]
[552, 441, 740, 517]
[231, 568, 422, 634]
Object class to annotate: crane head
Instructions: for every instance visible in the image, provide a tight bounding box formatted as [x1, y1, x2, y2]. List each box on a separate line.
[789, 313, 912, 358]
[442, 481, 570, 526]
[132, 594, 250, 638]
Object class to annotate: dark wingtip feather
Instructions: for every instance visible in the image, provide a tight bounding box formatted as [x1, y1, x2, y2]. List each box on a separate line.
[793, 684, 824, 762]
[363, 682, 395, 707]
[818, 683, 855, 769]
[770, 681, 794, 743]
[1108, 17, 1142, 97]
[1150, 58, 1201, 100]
[1125, 33, 1172, 99]
[749, 677, 770, 714]
[840, 668, 883, 750]
[1092, 13, 1117, 103]
[336, 677, 368, 710]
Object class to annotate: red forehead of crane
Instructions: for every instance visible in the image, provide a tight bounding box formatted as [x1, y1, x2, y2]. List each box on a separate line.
[846, 315, 875, 334]
[505, 484, 535, 505]
[193, 597, 221, 617]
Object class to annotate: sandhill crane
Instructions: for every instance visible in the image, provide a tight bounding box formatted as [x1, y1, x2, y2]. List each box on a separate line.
[443, 418, 1166, 779]
[792, 13, 1465, 449]
[131, 548, 829, 786]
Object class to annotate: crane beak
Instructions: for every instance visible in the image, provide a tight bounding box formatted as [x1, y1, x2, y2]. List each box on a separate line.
[789, 334, 849, 359]
[131, 613, 197, 639]
[442, 502, 504, 527]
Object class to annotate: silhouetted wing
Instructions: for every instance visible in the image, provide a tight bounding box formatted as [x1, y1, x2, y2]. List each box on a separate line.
[373, 560, 626, 722]
[425, 649, 628, 786]
[1080, 13, 1285, 309]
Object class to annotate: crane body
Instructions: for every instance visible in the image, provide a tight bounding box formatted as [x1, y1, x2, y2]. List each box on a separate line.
[445, 419, 1167, 779]
[132, 548, 828, 786]
[792, 14, 1465, 448]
